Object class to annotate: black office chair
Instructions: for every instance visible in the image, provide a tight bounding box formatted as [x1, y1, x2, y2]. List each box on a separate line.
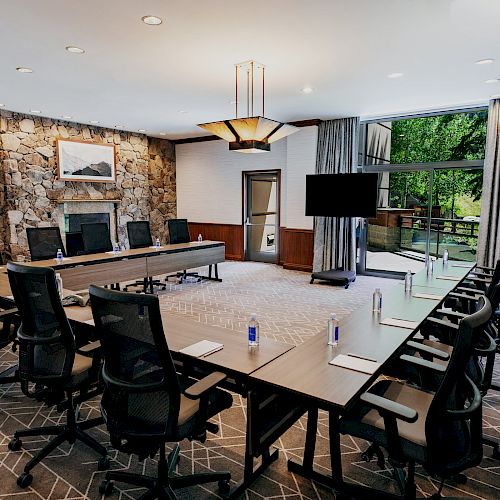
[340, 296, 491, 500]
[65, 231, 85, 257]
[26, 227, 66, 261]
[167, 219, 203, 283]
[6, 262, 108, 488]
[81, 222, 113, 254]
[167, 219, 191, 244]
[0, 301, 19, 385]
[125, 221, 164, 293]
[89, 285, 232, 498]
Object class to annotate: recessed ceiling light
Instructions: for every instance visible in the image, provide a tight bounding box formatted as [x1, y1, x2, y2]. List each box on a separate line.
[30, 109, 41, 114]
[485, 78, 500, 84]
[159, 132, 167, 136]
[62, 115, 72, 120]
[66, 46, 85, 54]
[138, 129, 146, 133]
[475, 58, 494, 65]
[16, 67, 33, 73]
[387, 72, 403, 79]
[90, 120, 99, 124]
[301, 86, 314, 94]
[142, 15, 162, 25]
[178, 110, 188, 114]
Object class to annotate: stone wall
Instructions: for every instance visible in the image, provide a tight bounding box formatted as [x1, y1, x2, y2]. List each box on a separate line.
[0, 110, 176, 261]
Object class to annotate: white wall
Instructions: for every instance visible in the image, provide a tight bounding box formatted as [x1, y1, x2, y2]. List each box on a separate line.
[175, 126, 318, 229]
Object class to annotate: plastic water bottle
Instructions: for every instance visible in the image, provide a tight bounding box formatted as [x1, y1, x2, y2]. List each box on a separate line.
[56, 248, 63, 263]
[372, 288, 383, 314]
[427, 257, 435, 277]
[198, 233, 203, 243]
[443, 248, 449, 264]
[248, 313, 260, 347]
[404, 270, 413, 293]
[113, 242, 120, 255]
[55, 273, 63, 299]
[327, 313, 339, 346]
[155, 237, 161, 251]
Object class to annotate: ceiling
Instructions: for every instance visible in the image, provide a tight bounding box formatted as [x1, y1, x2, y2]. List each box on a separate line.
[1, 0, 499, 140]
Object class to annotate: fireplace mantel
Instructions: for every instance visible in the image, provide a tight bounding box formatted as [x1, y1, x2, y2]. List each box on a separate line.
[57, 199, 121, 203]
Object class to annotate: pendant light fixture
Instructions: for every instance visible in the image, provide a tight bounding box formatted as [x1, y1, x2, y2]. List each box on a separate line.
[198, 61, 298, 153]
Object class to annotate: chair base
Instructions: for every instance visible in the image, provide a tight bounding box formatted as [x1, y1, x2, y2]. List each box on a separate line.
[100, 443, 230, 499]
[9, 392, 108, 487]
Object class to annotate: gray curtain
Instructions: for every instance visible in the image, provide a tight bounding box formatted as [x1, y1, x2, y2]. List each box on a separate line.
[477, 99, 500, 267]
[313, 117, 360, 272]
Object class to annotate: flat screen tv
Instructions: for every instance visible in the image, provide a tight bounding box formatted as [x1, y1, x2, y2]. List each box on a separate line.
[305, 173, 378, 217]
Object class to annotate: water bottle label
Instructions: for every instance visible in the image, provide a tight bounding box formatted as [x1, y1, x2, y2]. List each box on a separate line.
[248, 326, 256, 342]
[334, 326, 339, 342]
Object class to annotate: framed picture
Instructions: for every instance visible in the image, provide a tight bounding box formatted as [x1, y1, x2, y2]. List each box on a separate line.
[56, 138, 116, 182]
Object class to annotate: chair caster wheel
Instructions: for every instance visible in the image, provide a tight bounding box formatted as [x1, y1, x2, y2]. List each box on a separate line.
[98, 456, 110, 471]
[17, 472, 33, 488]
[99, 480, 114, 496]
[218, 479, 231, 495]
[8, 437, 22, 451]
[361, 452, 371, 462]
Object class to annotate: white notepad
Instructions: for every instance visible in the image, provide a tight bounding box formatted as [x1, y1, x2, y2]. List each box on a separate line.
[83, 318, 95, 326]
[179, 340, 224, 358]
[105, 251, 120, 255]
[329, 354, 381, 375]
[413, 292, 444, 300]
[380, 317, 419, 329]
[452, 263, 473, 268]
[436, 275, 461, 281]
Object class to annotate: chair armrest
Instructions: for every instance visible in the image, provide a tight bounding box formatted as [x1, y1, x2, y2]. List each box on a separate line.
[446, 375, 481, 420]
[406, 340, 450, 361]
[425, 317, 459, 330]
[399, 353, 447, 373]
[360, 392, 418, 423]
[0, 307, 18, 319]
[466, 276, 491, 284]
[455, 286, 484, 295]
[474, 265, 493, 273]
[435, 309, 467, 318]
[447, 292, 481, 301]
[184, 371, 227, 400]
[474, 332, 497, 355]
[77, 340, 101, 356]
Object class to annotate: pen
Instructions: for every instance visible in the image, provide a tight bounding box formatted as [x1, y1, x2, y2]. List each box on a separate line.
[347, 352, 377, 363]
[203, 346, 224, 358]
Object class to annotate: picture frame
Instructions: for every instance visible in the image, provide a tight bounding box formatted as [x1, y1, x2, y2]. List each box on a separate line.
[56, 138, 116, 183]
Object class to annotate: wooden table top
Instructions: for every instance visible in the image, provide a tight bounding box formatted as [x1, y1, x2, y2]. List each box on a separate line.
[22, 240, 225, 270]
[250, 260, 474, 411]
[65, 305, 293, 377]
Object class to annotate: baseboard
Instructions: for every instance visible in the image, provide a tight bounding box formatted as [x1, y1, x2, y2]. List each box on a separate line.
[283, 262, 312, 273]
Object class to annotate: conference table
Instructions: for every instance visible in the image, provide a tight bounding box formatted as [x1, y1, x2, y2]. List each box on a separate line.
[249, 259, 476, 496]
[0, 256, 477, 498]
[0, 240, 225, 295]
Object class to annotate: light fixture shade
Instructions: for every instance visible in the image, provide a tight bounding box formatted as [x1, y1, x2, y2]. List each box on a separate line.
[198, 116, 298, 153]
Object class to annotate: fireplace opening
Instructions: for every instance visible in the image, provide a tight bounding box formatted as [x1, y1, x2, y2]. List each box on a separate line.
[64, 213, 111, 256]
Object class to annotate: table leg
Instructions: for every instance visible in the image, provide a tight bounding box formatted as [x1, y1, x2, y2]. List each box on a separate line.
[227, 390, 279, 499]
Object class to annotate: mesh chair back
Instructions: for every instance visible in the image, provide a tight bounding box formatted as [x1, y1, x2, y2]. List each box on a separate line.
[81, 222, 113, 254]
[89, 285, 182, 444]
[27, 227, 66, 261]
[425, 296, 491, 473]
[168, 219, 190, 244]
[127, 221, 153, 249]
[7, 262, 75, 386]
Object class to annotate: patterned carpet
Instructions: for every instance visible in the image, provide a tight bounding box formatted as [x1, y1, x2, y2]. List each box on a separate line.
[0, 261, 499, 499]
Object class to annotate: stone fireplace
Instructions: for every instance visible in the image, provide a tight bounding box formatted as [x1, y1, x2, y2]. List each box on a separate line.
[0, 110, 177, 262]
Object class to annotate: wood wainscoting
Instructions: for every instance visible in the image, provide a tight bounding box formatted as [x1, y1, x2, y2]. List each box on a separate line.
[188, 222, 244, 261]
[188, 222, 314, 272]
[280, 227, 314, 272]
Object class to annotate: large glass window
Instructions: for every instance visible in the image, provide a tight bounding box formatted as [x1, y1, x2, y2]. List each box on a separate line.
[358, 109, 486, 276]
